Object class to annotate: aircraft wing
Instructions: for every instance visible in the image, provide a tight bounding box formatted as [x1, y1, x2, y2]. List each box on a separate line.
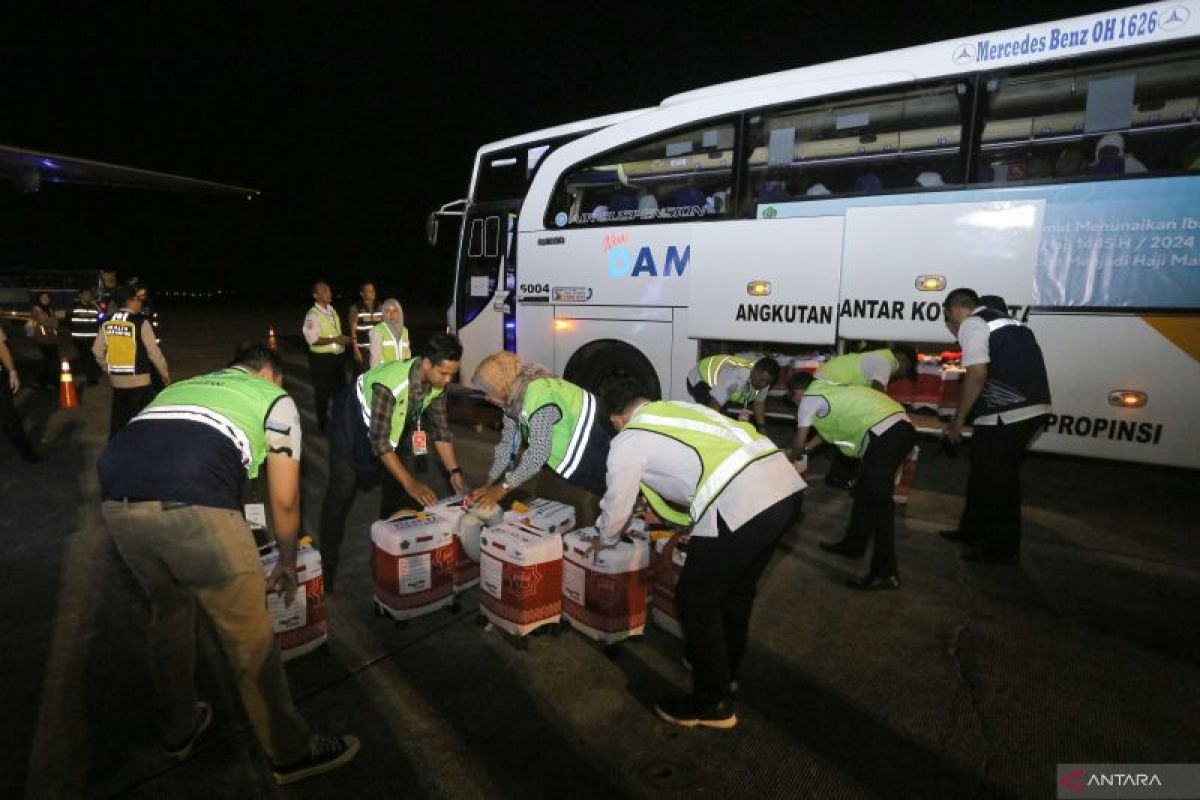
[0, 143, 260, 197]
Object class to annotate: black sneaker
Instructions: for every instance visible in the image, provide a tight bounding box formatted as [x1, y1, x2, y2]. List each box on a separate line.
[272, 734, 360, 786]
[164, 702, 212, 761]
[655, 695, 738, 730]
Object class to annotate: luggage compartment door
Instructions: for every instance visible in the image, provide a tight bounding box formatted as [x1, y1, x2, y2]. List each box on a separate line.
[688, 217, 842, 345]
[839, 199, 1044, 342]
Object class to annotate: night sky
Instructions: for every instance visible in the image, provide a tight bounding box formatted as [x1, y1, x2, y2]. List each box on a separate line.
[0, 1, 1129, 302]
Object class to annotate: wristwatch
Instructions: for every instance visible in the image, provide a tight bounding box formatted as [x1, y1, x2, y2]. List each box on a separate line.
[449, 467, 462, 475]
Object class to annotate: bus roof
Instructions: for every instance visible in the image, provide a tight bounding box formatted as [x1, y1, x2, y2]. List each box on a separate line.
[661, 1, 1198, 107]
[475, 108, 653, 157]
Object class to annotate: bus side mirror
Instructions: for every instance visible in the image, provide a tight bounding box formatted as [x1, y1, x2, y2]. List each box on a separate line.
[426, 213, 439, 247]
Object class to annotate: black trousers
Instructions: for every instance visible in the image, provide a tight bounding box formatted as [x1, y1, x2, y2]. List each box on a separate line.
[958, 415, 1045, 557]
[72, 337, 101, 385]
[308, 351, 347, 432]
[677, 491, 802, 704]
[38, 345, 59, 388]
[110, 385, 156, 439]
[842, 421, 917, 578]
[827, 449, 861, 485]
[0, 377, 34, 455]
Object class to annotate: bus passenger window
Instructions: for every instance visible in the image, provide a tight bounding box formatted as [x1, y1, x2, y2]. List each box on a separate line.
[746, 83, 963, 207]
[545, 119, 735, 228]
[976, 50, 1200, 185]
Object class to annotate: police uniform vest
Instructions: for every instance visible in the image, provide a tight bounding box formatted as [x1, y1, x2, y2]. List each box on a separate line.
[308, 305, 344, 354]
[134, 368, 288, 478]
[70, 303, 100, 339]
[816, 349, 897, 386]
[356, 358, 443, 448]
[519, 378, 596, 480]
[100, 310, 152, 375]
[696, 355, 758, 406]
[623, 400, 780, 526]
[372, 322, 411, 364]
[972, 308, 1052, 419]
[803, 380, 906, 458]
[355, 305, 383, 348]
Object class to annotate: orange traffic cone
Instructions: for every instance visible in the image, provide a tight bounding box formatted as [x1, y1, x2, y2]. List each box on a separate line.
[268, 325, 278, 351]
[59, 360, 79, 409]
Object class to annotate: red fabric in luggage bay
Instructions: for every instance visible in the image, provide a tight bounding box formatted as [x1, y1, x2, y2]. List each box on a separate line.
[372, 542, 456, 609]
[479, 556, 562, 625]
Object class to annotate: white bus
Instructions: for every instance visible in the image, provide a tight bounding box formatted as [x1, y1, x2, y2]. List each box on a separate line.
[448, 2, 1200, 469]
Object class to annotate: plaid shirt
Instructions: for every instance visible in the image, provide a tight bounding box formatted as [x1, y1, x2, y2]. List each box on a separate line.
[368, 360, 452, 457]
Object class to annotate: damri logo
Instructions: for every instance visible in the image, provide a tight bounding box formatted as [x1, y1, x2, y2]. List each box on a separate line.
[603, 232, 690, 278]
[953, 43, 977, 65]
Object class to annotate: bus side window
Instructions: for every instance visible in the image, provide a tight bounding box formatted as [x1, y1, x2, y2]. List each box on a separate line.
[746, 83, 963, 207]
[976, 49, 1200, 184]
[545, 119, 736, 229]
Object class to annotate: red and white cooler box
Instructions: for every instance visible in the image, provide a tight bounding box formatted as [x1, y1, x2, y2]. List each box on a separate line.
[370, 510, 457, 620]
[478, 522, 563, 636]
[261, 538, 328, 660]
[892, 445, 919, 505]
[504, 498, 576, 535]
[561, 531, 650, 644]
[650, 532, 689, 639]
[427, 495, 482, 592]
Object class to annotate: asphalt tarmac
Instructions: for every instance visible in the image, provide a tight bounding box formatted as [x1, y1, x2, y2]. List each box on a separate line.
[3, 305, 1197, 799]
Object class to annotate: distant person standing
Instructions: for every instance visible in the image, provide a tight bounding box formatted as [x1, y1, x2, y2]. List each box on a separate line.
[940, 288, 1052, 565]
[368, 297, 410, 368]
[302, 281, 350, 433]
[96, 267, 121, 312]
[29, 292, 62, 389]
[0, 325, 39, 461]
[347, 281, 382, 375]
[93, 287, 170, 437]
[70, 287, 103, 386]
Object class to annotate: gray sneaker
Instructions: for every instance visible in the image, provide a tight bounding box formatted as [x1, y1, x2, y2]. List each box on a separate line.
[164, 702, 213, 761]
[272, 734, 360, 786]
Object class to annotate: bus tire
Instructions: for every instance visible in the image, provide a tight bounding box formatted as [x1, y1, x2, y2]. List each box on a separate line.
[564, 340, 661, 404]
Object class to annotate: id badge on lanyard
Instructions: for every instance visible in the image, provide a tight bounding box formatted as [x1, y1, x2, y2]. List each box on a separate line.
[411, 418, 428, 456]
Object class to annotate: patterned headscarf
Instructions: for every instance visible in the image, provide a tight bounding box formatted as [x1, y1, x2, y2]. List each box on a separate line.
[471, 352, 553, 419]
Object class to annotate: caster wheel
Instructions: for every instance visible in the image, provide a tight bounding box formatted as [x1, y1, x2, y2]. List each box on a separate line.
[515, 637, 529, 651]
[394, 619, 408, 630]
[449, 599, 461, 614]
[476, 613, 489, 629]
[602, 642, 620, 658]
[373, 603, 385, 618]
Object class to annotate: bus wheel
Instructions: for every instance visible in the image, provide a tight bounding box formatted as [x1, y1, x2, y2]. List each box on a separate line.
[565, 340, 661, 404]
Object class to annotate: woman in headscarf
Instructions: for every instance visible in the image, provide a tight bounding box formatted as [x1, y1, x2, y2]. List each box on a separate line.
[368, 298, 410, 368]
[469, 351, 610, 511]
[30, 292, 61, 388]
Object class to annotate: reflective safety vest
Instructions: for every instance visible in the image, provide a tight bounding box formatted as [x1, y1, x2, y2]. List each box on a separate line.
[355, 305, 383, 348]
[70, 303, 100, 339]
[134, 368, 288, 478]
[815, 349, 897, 387]
[803, 380, 905, 458]
[696, 355, 758, 406]
[308, 305, 344, 354]
[624, 401, 780, 526]
[356, 358, 442, 448]
[519, 378, 595, 480]
[372, 322, 410, 364]
[100, 310, 151, 375]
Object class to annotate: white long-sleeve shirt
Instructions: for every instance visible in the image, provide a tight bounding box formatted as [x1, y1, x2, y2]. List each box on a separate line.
[594, 422, 805, 543]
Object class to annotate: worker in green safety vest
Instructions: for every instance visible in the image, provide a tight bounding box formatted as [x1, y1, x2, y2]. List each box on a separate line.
[96, 343, 360, 784]
[685, 354, 780, 431]
[591, 378, 805, 731]
[468, 351, 611, 512]
[302, 280, 351, 433]
[318, 333, 467, 590]
[368, 297, 410, 368]
[788, 371, 916, 591]
[813, 345, 916, 489]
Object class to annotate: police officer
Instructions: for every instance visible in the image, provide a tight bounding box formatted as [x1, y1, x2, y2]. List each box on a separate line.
[93, 286, 170, 437]
[97, 343, 358, 784]
[592, 379, 804, 730]
[789, 372, 916, 590]
[685, 354, 779, 431]
[302, 281, 350, 433]
[318, 333, 467, 591]
[70, 287, 102, 386]
[814, 345, 917, 489]
[368, 298, 410, 368]
[940, 288, 1052, 565]
[347, 281, 382, 375]
[469, 351, 610, 512]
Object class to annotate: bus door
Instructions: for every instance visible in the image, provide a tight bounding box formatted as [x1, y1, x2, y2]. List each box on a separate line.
[453, 203, 518, 382]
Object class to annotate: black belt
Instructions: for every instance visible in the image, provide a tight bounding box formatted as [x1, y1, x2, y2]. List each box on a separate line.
[117, 498, 192, 510]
